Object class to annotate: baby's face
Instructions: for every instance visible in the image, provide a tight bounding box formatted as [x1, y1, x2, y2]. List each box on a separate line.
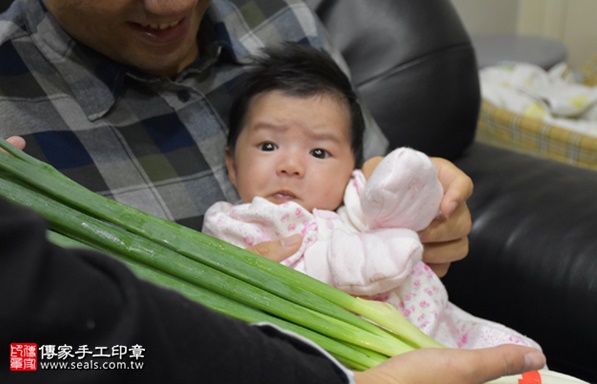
[226, 90, 355, 212]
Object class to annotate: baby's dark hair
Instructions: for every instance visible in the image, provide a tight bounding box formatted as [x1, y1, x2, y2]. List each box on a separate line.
[227, 42, 365, 167]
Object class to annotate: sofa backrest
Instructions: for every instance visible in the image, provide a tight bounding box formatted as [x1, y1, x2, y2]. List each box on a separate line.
[306, 0, 480, 158]
[0, 0, 12, 13]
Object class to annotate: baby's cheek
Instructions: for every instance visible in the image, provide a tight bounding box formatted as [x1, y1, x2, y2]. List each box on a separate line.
[317, 188, 345, 211]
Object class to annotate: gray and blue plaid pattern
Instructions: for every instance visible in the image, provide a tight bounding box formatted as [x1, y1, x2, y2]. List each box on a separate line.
[0, 0, 386, 230]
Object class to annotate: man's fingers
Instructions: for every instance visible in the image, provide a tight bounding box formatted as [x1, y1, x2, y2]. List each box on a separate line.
[426, 262, 451, 278]
[465, 345, 546, 383]
[431, 157, 474, 217]
[356, 345, 546, 384]
[421, 237, 469, 277]
[5, 136, 26, 150]
[421, 237, 469, 266]
[361, 156, 383, 179]
[440, 177, 473, 217]
[418, 201, 471, 276]
[246, 234, 302, 263]
[419, 203, 472, 243]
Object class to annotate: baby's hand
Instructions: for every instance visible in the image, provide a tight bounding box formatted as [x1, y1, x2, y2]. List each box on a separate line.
[247, 234, 303, 262]
[361, 153, 473, 278]
[361, 147, 443, 231]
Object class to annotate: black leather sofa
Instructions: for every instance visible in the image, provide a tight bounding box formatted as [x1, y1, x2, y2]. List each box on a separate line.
[0, 0, 10, 12]
[2, 0, 595, 381]
[306, 0, 597, 382]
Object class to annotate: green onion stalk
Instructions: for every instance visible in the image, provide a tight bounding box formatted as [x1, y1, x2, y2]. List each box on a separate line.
[0, 139, 445, 370]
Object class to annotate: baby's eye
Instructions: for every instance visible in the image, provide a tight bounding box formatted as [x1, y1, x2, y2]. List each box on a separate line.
[259, 142, 277, 151]
[310, 148, 330, 159]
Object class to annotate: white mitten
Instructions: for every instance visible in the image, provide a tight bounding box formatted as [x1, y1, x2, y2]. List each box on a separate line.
[323, 227, 423, 296]
[361, 147, 443, 231]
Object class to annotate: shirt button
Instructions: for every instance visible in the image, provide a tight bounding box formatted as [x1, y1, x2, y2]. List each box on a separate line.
[177, 90, 191, 102]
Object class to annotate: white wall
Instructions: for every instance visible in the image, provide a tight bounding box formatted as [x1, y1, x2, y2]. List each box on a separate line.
[451, 0, 519, 35]
[451, 0, 597, 69]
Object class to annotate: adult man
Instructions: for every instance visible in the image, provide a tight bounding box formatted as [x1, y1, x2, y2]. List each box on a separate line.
[0, 0, 470, 274]
[0, 1, 535, 382]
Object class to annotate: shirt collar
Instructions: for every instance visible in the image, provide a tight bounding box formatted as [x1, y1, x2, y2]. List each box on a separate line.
[25, 0, 243, 121]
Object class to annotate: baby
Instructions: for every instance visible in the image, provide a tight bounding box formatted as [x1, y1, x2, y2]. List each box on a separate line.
[203, 42, 541, 350]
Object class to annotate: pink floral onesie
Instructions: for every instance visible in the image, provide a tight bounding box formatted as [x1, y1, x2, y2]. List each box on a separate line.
[203, 147, 541, 350]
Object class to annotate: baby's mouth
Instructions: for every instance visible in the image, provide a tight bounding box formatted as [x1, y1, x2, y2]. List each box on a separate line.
[272, 191, 297, 201]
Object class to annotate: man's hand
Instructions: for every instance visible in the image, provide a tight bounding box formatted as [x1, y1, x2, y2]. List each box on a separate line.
[419, 157, 473, 277]
[362, 155, 473, 277]
[4, 136, 26, 150]
[247, 234, 303, 262]
[354, 345, 546, 384]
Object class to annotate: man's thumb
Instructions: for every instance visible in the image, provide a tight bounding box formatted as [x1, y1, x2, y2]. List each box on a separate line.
[248, 234, 303, 262]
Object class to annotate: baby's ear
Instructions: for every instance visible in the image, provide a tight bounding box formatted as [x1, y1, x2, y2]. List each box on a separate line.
[224, 147, 237, 186]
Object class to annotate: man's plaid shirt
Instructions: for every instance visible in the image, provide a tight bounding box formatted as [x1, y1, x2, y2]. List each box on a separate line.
[0, 0, 386, 230]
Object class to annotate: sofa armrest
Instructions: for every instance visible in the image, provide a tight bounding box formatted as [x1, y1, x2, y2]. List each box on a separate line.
[444, 142, 597, 382]
[307, 0, 596, 380]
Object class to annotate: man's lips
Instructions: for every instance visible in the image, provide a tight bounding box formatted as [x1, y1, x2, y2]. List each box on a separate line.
[129, 17, 189, 43]
[140, 20, 182, 30]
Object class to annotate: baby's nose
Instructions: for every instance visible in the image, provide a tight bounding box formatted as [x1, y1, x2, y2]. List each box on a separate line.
[277, 155, 304, 176]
